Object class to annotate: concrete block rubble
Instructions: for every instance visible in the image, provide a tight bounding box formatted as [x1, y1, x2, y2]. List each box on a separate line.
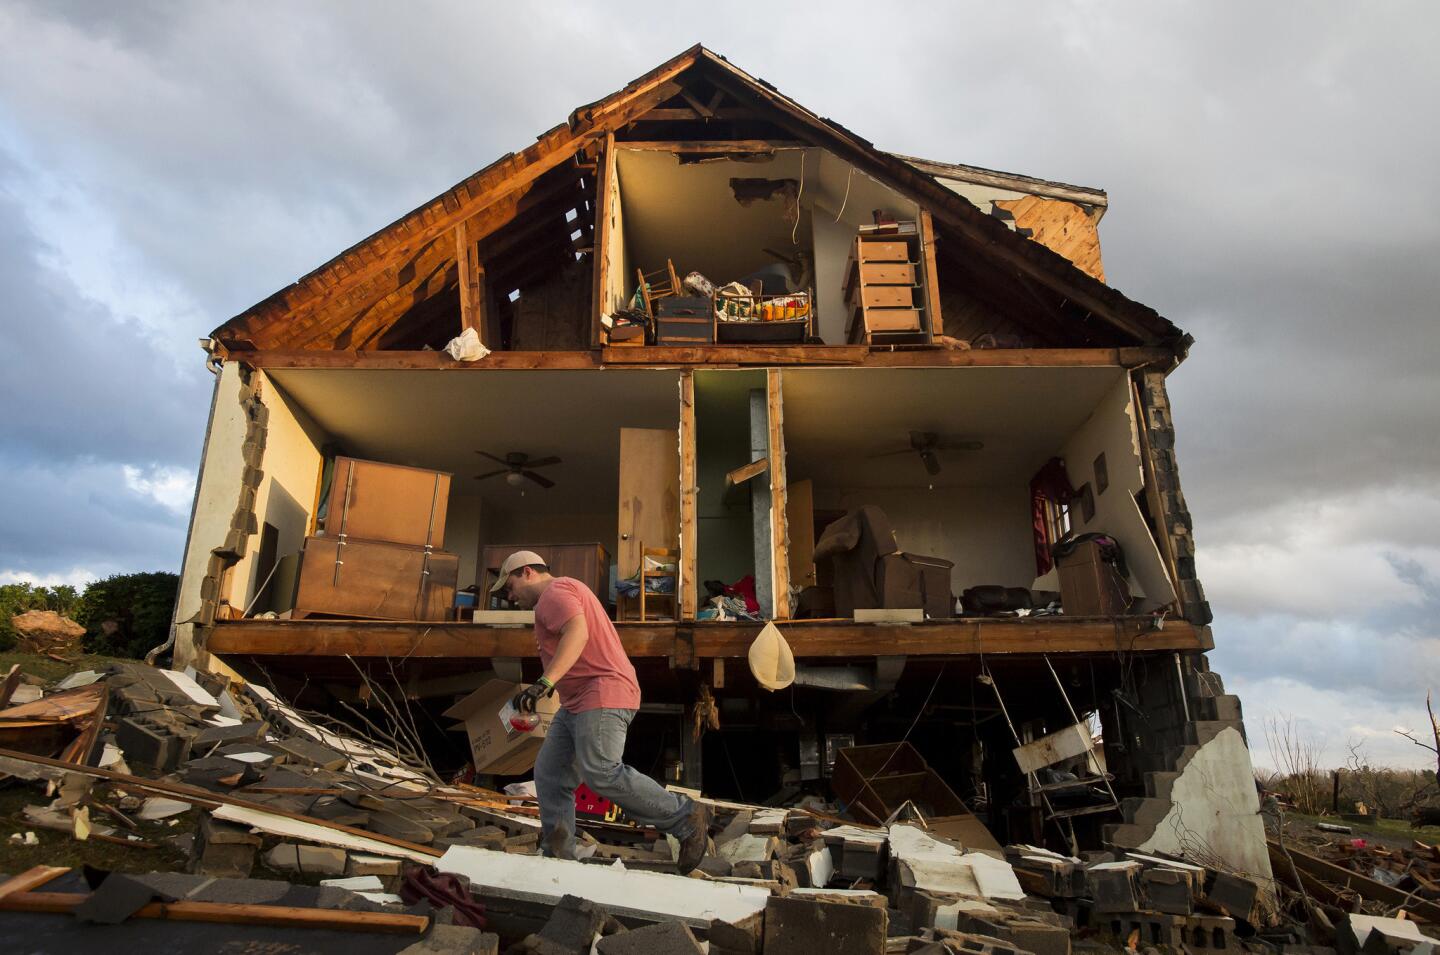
[0, 658, 1432, 955]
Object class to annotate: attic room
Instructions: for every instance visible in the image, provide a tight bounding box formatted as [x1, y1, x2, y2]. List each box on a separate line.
[602, 145, 933, 348]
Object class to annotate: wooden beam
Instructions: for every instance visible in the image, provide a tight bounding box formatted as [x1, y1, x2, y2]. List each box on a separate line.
[0, 891, 430, 934]
[638, 107, 752, 122]
[231, 345, 1173, 371]
[207, 617, 1212, 660]
[592, 132, 616, 348]
[677, 87, 716, 119]
[0, 866, 68, 901]
[616, 140, 805, 153]
[767, 369, 791, 620]
[1131, 375, 1183, 609]
[456, 219, 484, 342]
[919, 210, 944, 339]
[1267, 840, 1440, 924]
[725, 456, 768, 487]
[679, 371, 698, 620]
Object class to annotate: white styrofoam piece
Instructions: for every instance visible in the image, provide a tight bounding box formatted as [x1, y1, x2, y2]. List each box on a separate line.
[820, 825, 888, 845]
[748, 808, 788, 829]
[791, 887, 884, 901]
[1014, 843, 1080, 863]
[206, 714, 243, 727]
[55, 670, 103, 690]
[162, 667, 220, 707]
[804, 845, 834, 888]
[1348, 915, 1432, 950]
[321, 875, 386, 891]
[358, 891, 405, 904]
[437, 846, 770, 927]
[888, 824, 1024, 901]
[222, 751, 273, 764]
[137, 797, 192, 820]
[99, 743, 125, 769]
[935, 897, 1002, 930]
[7, 685, 43, 704]
[211, 803, 436, 863]
[1124, 851, 1205, 872]
[717, 833, 773, 864]
[217, 689, 245, 722]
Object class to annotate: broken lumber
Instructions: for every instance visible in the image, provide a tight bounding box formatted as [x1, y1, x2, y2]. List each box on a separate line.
[0, 891, 429, 934]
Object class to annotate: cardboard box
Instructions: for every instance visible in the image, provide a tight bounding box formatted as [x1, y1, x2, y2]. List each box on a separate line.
[443, 677, 559, 776]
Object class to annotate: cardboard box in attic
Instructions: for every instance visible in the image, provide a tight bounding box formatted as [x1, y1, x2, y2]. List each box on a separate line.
[443, 677, 560, 775]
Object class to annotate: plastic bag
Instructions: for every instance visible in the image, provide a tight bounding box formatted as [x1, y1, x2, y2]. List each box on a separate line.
[444, 327, 492, 362]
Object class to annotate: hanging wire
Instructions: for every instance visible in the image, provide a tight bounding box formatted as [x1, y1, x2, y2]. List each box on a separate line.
[834, 164, 855, 222]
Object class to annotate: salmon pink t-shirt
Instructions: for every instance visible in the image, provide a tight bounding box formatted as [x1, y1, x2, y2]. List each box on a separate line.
[534, 578, 641, 713]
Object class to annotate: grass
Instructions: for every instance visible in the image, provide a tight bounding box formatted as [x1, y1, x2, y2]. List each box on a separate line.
[0, 650, 137, 685]
[1288, 810, 1440, 844]
[0, 785, 192, 876]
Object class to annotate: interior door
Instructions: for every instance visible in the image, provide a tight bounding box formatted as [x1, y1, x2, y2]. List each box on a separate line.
[617, 428, 680, 580]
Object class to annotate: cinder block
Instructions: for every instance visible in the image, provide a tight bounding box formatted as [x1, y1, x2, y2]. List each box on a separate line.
[1101, 911, 1184, 950]
[1141, 868, 1195, 915]
[531, 894, 608, 954]
[951, 912, 1071, 955]
[1184, 914, 1237, 952]
[1202, 871, 1258, 923]
[763, 895, 888, 955]
[596, 921, 703, 954]
[396, 924, 500, 954]
[264, 843, 347, 875]
[1086, 862, 1142, 913]
[188, 813, 259, 878]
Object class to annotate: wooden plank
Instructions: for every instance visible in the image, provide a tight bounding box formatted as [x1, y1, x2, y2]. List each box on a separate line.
[679, 371, 698, 620]
[0, 866, 68, 901]
[1131, 375, 1184, 611]
[232, 346, 1172, 371]
[725, 456, 768, 488]
[591, 132, 616, 348]
[0, 891, 430, 934]
[1267, 840, 1440, 924]
[207, 616, 1209, 660]
[767, 369, 791, 620]
[919, 210, 944, 338]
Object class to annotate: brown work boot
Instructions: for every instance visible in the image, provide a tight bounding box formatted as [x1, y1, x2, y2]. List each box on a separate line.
[675, 803, 712, 875]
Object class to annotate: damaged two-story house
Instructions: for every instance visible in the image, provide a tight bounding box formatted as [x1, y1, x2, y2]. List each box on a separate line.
[169, 46, 1272, 884]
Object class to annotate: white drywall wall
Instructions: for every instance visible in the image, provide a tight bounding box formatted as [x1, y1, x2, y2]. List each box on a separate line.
[1057, 376, 1176, 610]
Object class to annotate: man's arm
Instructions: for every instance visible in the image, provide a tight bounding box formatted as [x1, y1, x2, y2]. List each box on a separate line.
[540, 613, 589, 686]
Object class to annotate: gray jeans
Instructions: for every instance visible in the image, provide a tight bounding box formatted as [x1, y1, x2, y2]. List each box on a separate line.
[534, 707, 693, 859]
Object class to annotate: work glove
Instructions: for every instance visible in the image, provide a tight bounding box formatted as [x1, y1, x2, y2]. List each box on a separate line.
[513, 677, 555, 714]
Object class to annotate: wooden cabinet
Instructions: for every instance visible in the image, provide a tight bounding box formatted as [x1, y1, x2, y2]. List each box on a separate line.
[294, 537, 457, 620]
[481, 543, 611, 608]
[844, 232, 930, 345]
[324, 457, 451, 549]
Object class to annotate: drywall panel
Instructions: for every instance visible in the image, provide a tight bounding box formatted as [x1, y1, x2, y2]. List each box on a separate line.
[817, 485, 1036, 595]
[1058, 376, 1176, 611]
[811, 212, 854, 343]
[233, 373, 327, 615]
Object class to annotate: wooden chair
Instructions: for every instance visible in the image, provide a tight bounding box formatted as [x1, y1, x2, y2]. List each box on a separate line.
[636, 260, 681, 317]
[619, 544, 679, 621]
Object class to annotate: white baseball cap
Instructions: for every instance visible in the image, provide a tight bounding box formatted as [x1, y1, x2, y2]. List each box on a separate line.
[490, 550, 548, 593]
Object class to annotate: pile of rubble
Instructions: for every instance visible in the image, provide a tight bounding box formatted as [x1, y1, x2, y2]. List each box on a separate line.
[0, 659, 1433, 955]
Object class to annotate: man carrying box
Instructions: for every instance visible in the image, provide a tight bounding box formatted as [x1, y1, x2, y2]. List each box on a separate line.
[491, 550, 710, 873]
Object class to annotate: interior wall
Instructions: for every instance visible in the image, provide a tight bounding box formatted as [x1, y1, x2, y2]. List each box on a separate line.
[813, 485, 1036, 596]
[234, 373, 328, 612]
[1049, 376, 1177, 611]
[444, 492, 484, 590]
[696, 371, 764, 588]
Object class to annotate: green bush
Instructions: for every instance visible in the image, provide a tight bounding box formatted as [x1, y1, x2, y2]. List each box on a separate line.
[75, 572, 179, 659]
[0, 581, 83, 651]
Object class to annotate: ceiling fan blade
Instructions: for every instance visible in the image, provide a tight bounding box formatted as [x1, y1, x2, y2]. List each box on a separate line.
[933, 438, 984, 452]
[909, 431, 939, 450]
[920, 451, 941, 476]
[524, 456, 562, 469]
[475, 451, 509, 466]
[474, 469, 510, 481]
[522, 470, 555, 489]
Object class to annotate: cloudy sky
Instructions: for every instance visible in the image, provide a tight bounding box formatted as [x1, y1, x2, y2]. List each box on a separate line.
[1, 2, 1436, 769]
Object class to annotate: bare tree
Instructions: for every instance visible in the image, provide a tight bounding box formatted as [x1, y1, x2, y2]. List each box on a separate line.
[1394, 691, 1440, 778]
[1265, 714, 1326, 815]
